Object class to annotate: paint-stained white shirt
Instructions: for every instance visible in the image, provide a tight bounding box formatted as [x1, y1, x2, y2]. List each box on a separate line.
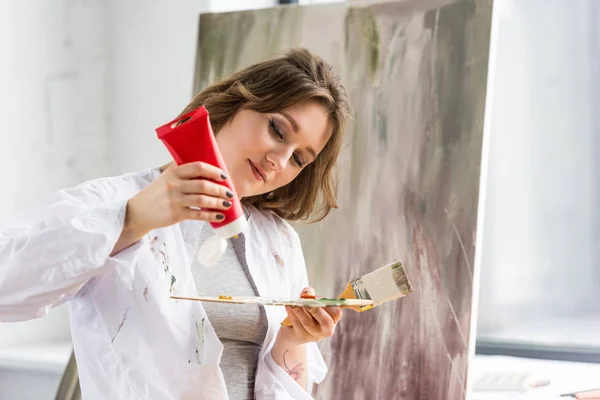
[0, 168, 327, 400]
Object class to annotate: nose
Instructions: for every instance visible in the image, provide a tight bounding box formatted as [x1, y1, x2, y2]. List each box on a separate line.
[266, 147, 293, 172]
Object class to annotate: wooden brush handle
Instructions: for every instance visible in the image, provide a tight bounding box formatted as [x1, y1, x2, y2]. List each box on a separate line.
[574, 389, 600, 399]
[280, 283, 363, 327]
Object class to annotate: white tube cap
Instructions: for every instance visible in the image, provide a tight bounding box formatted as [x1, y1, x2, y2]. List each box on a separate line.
[197, 235, 228, 267]
[196, 215, 247, 267]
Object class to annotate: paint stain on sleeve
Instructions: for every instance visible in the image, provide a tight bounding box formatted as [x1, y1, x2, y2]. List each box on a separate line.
[272, 251, 284, 269]
[194, 317, 206, 363]
[149, 236, 176, 294]
[274, 218, 294, 247]
[111, 308, 129, 343]
[170, 274, 177, 294]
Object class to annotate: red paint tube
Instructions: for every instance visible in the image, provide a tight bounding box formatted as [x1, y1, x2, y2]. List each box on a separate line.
[156, 105, 247, 266]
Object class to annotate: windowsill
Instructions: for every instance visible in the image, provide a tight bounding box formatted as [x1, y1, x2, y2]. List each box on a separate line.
[473, 354, 600, 399]
[478, 313, 600, 349]
[0, 340, 72, 374]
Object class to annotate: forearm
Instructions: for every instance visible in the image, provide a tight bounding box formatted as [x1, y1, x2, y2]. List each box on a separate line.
[271, 328, 309, 389]
[1, 197, 131, 321]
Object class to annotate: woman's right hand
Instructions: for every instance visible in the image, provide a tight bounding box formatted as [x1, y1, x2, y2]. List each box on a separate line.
[127, 162, 234, 235]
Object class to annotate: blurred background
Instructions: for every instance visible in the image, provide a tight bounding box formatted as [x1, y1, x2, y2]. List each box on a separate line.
[476, 0, 600, 355]
[0, 0, 598, 399]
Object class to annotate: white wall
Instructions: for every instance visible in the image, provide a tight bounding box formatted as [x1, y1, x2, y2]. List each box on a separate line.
[0, 0, 111, 346]
[0, 1, 112, 228]
[108, 0, 276, 174]
[0, 0, 276, 348]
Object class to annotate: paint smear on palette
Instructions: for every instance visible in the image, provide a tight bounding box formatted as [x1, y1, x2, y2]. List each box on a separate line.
[194, 0, 492, 398]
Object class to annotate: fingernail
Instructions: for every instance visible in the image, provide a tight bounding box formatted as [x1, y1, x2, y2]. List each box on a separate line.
[221, 173, 228, 180]
[223, 200, 231, 208]
[216, 214, 224, 220]
[226, 191, 234, 198]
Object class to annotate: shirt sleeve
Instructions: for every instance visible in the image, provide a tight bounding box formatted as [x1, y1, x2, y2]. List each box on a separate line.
[0, 179, 144, 322]
[254, 219, 329, 399]
[287, 225, 328, 388]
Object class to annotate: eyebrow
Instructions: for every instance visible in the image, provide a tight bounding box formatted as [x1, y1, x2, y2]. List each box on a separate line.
[279, 111, 318, 160]
[280, 111, 299, 133]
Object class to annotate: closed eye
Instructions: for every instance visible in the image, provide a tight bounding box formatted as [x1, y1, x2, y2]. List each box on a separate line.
[292, 154, 305, 168]
[269, 118, 305, 168]
[269, 119, 284, 140]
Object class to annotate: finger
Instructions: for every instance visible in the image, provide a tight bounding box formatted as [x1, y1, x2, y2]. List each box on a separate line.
[285, 305, 297, 320]
[305, 307, 335, 335]
[324, 306, 344, 324]
[175, 162, 228, 181]
[182, 208, 225, 223]
[285, 306, 311, 337]
[301, 287, 315, 296]
[300, 287, 316, 299]
[179, 179, 233, 199]
[290, 307, 320, 337]
[179, 194, 232, 210]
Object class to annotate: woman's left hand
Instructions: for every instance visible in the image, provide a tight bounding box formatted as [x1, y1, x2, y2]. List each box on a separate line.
[279, 287, 344, 345]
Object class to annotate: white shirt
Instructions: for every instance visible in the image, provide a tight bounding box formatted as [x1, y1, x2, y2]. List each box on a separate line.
[0, 168, 327, 399]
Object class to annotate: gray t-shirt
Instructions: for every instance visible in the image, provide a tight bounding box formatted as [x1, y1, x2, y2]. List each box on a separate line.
[192, 224, 268, 400]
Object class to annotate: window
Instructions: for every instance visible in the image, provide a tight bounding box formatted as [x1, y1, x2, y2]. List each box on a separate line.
[476, 0, 600, 362]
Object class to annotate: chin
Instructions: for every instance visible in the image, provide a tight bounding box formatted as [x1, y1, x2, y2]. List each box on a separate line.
[233, 180, 254, 199]
[232, 178, 273, 199]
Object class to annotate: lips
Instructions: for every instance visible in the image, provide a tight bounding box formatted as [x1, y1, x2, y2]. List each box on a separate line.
[249, 160, 266, 182]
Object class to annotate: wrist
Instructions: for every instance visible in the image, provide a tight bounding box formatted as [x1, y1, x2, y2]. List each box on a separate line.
[124, 197, 151, 239]
[110, 198, 150, 257]
[276, 326, 308, 347]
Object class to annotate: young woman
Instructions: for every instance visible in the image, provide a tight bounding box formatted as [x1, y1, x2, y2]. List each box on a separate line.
[0, 48, 350, 400]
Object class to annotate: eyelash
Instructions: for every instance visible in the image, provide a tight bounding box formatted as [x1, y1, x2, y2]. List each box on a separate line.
[269, 119, 305, 168]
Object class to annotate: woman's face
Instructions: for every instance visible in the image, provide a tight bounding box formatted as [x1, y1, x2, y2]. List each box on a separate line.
[216, 101, 332, 198]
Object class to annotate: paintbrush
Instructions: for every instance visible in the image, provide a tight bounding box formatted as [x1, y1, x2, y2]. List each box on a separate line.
[281, 260, 413, 327]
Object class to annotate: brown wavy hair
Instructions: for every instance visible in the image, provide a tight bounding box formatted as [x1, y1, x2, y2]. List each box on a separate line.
[179, 48, 350, 222]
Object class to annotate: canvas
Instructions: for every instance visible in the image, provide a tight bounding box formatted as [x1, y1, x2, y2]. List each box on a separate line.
[194, 0, 493, 398]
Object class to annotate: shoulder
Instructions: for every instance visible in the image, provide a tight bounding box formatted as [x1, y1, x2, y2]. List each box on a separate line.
[59, 168, 159, 203]
[78, 168, 158, 193]
[19, 168, 159, 226]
